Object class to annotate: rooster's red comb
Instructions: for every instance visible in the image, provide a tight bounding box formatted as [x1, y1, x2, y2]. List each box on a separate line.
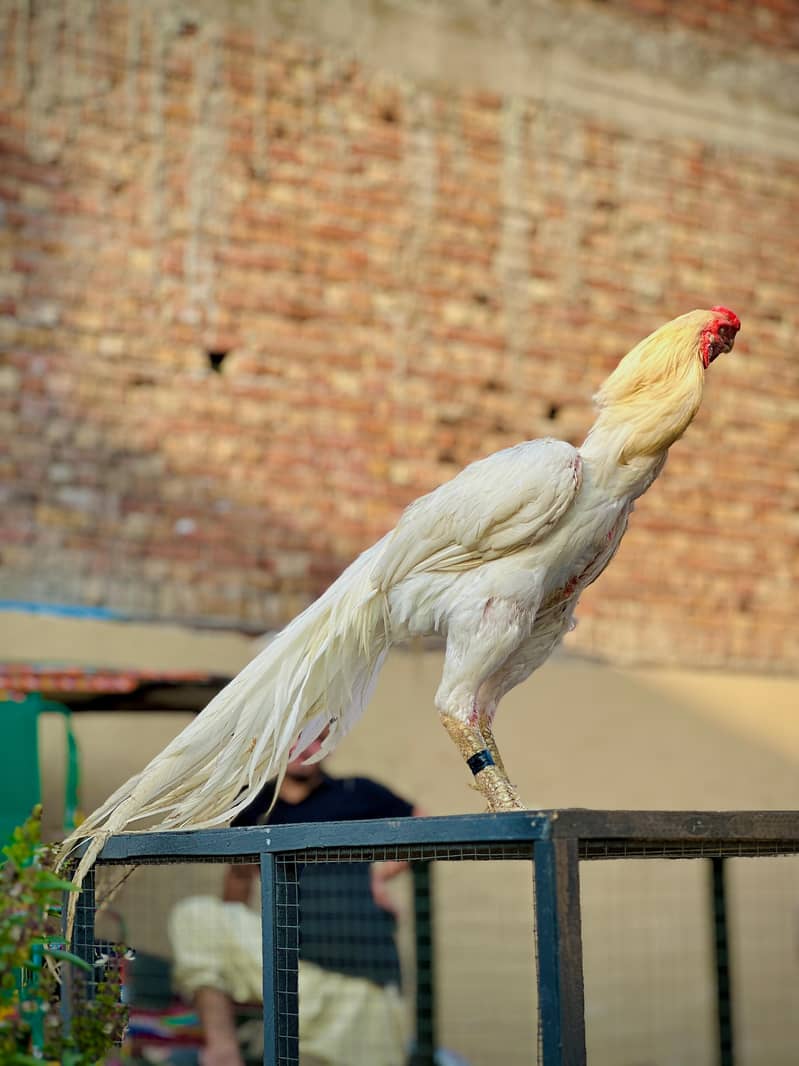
[711, 306, 741, 332]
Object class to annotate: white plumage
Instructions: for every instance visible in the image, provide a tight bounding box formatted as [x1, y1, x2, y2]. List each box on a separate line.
[63, 306, 740, 887]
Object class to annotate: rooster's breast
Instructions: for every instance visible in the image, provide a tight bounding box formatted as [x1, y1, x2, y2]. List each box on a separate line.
[538, 498, 632, 614]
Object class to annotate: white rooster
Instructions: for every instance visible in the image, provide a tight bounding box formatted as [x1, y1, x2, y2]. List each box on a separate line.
[64, 306, 740, 880]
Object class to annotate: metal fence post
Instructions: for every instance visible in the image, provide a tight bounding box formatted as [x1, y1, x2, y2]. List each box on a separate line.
[534, 837, 586, 1066]
[409, 860, 436, 1066]
[711, 857, 735, 1066]
[261, 852, 300, 1066]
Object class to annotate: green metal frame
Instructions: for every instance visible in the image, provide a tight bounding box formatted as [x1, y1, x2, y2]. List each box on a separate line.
[0, 692, 80, 845]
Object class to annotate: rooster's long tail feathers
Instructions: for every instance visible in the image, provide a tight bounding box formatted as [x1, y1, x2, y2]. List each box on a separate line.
[60, 543, 390, 885]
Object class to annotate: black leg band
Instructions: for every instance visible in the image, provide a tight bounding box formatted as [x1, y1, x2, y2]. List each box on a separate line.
[467, 749, 495, 776]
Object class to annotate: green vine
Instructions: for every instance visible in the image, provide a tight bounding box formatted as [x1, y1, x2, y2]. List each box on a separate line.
[0, 807, 128, 1065]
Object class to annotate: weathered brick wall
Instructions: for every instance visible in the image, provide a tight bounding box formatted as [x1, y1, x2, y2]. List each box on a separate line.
[0, 0, 797, 670]
[593, 0, 799, 52]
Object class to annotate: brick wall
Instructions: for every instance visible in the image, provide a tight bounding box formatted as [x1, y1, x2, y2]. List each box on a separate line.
[0, 0, 796, 670]
[592, 0, 799, 52]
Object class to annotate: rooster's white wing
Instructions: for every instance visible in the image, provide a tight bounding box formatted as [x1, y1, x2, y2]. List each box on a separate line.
[372, 438, 582, 589]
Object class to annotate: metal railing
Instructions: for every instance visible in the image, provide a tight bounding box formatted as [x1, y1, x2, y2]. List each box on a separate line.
[69, 809, 799, 1066]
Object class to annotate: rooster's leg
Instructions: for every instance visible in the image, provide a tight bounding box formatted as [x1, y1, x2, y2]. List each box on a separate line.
[477, 711, 510, 781]
[439, 712, 524, 812]
[476, 714, 523, 809]
[436, 595, 532, 812]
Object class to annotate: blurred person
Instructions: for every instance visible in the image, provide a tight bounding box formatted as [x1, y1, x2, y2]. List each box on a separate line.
[169, 734, 421, 1066]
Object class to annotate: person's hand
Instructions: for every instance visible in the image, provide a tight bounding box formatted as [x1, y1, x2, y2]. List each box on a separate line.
[199, 1039, 245, 1066]
[370, 861, 406, 912]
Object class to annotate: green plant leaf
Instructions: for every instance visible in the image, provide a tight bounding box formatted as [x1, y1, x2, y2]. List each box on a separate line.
[32, 872, 79, 893]
[40, 947, 92, 973]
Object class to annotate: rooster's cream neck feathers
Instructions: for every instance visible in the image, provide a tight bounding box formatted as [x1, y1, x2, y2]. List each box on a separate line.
[581, 310, 707, 486]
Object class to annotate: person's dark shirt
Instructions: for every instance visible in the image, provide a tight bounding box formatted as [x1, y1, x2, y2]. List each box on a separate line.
[233, 774, 413, 987]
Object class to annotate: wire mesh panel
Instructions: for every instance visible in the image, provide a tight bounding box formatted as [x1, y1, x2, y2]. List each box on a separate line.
[580, 853, 799, 1066]
[581, 859, 717, 1064]
[70, 863, 96, 988]
[277, 855, 408, 1066]
[434, 859, 538, 1065]
[83, 853, 438, 1065]
[61, 861, 98, 1037]
[726, 856, 799, 1066]
[97, 860, 262, 1063]
[267, 844, 540, 1066]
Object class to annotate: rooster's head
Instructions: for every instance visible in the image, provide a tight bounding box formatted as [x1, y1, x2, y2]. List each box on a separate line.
[700, 306, 741, 368]
[589, 306, 741, 463]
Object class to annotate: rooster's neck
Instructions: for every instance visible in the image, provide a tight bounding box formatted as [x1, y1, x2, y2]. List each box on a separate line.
[578, 361, 704, 499]
[578, 422, 671, 502]
[579, 434, 664, 501]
